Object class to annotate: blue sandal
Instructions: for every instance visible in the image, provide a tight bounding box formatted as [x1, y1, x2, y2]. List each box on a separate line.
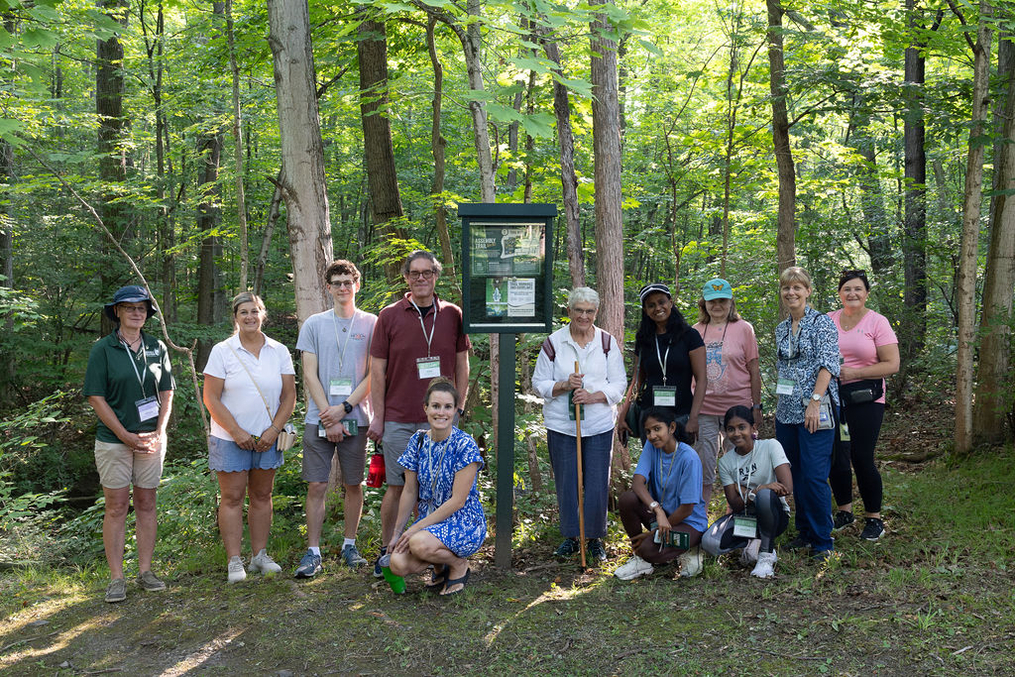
[440, 567, 470, 596]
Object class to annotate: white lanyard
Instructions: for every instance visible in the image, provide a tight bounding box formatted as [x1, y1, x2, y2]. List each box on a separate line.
[654, 335, 670, 385]
[735, 445, 757, 505]
[119, 333, 150, 393]
[409, 298, 437, 357]
[331, 309, 357, 372]
[656, 445, 678, 496]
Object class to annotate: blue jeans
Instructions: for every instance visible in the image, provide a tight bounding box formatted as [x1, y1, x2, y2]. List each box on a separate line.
[776, 420, 835, 552]
[547, 429, 613, 539]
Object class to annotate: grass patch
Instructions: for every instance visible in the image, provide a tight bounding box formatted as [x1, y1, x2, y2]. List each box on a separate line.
[1, 447, 1014, 674]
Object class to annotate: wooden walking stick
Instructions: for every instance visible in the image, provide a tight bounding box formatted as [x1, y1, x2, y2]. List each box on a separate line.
[574, 360, 587, 570]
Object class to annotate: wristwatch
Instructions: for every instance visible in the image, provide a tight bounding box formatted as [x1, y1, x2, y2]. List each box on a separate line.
[752, 403, 763, 411]
[648, 501, 659, 510]
[341, 401, 353, 414]
[810, 392, 823, 402]
[457, 408, 465, 417]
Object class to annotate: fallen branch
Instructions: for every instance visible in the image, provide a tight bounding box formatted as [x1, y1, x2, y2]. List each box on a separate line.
[0, 630, 60, 653]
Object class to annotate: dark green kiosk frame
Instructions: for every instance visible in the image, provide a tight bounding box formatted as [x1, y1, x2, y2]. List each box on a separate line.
[459, 203, 556, 568]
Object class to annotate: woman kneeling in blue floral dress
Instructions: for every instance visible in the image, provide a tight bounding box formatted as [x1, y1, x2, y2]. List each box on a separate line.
[388, 378, 486, 595]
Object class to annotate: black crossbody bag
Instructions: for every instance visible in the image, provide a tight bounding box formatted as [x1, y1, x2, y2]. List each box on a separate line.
[839, 378, 883, 405]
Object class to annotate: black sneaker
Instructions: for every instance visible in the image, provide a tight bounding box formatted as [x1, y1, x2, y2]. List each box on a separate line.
[832, 510, 855, 532]
[783, 535, 810, 551]
[372, 554, 385, 578]
[860, 517, 885, 542]
[554, 538, 579, 558]
[587, 538, 607, 562]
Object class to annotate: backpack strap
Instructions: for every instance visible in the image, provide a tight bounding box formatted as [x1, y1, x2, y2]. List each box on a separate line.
[601, 331, 611, 355]
[540, 336, 557, 362]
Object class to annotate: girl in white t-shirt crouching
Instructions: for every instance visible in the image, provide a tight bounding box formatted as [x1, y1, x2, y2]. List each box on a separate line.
[702, 405, 793, 578]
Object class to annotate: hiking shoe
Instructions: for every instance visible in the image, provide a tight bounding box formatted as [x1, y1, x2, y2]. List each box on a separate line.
[739, 538, 761, 566]
[832, 510, 855, 532]
[105, 578, 126, 603]
[136, 570, 166, 592]
[227, 556, 246, 583]
[587, 538, 607, 562]
[751, 551, 778, 579]
[295, 550, 322, 579]
[812, 548, 835, 563]
[614, 555, 653, 580]
[678, 547, 703, 578]
[860, 517, 885, 542]
[249, 549, 282, 575]
[783, 534, 810, 551]
[554, 538, 580, 558]
[342, 544, 368, 568]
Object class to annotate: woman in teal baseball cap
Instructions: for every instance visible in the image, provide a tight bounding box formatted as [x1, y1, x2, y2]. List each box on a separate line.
[691, 278, 761, 504]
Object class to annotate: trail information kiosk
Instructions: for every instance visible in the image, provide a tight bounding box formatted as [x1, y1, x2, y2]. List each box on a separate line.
[460, 203, 556, 567]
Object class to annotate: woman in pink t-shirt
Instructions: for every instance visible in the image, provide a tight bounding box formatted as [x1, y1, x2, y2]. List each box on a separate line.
[691, 278, 761, 504]
[827, 270, 899, 542]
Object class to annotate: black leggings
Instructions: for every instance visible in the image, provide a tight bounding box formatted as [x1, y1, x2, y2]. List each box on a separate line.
[830, 401, 884, 513]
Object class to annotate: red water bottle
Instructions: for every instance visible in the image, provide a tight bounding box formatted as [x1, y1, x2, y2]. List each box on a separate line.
[366, 452, 385, 488]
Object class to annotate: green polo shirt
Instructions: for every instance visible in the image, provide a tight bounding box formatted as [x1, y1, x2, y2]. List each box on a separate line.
[83, 332, 175, 443]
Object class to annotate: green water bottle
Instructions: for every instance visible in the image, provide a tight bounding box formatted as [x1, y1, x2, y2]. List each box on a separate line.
[379, 554, 405, 594]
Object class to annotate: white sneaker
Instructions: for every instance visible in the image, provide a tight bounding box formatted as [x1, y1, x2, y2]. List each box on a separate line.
[614, 555, 654, 581]
[248, 549, 282, 575]
[678, 546, 703, 578]
[740, 538, 761, 566]
[227, 556, 246, 583]
[751, 551, 778, 579]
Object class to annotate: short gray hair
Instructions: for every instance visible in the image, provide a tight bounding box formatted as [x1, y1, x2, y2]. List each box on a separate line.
[568, 287, 600, 310]
[401, 250, 443, 276]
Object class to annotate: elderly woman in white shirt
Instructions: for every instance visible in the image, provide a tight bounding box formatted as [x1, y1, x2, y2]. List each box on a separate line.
[203, 292, 296, 583]
[532, 287, 627, 562]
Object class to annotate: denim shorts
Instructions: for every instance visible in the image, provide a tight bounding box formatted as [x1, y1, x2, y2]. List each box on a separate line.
[208, 435, 284, 473]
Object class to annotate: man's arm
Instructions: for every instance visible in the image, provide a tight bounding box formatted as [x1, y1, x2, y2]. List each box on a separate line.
[367, 356, 387, 441]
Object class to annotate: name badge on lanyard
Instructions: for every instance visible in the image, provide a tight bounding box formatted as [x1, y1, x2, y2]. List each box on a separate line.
[776, 378, 795, 396]
[653, 386, 677, 407]
[330, 377, 353, 397]
[416, 357, 441, 379]
[733, 515, 758, 538]
[136, 395, 159, 422]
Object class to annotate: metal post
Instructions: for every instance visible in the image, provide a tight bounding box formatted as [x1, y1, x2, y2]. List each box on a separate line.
[495, 332, 516, 568]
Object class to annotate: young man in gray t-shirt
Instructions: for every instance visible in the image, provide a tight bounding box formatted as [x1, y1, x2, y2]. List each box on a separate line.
[293, 260, 377, 577]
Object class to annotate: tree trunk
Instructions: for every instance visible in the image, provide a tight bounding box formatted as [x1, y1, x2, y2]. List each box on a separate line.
[0, 133, 13, 399]
[196, 129, 224, 371]
[541, 34, 585, 288]
[358, 10, 406, 280]
[226, 0, 250, 291]
[974, 16, 1015, 444]
[589, 0, 624, 343]
[426, 18, 461, 302]
[462, 0, 495, 202]
[590, 0, 627, 473]
[97, 0, 129, 334]
[901, 0, 931, 372]
[767, 0, 796, 290]
[267, 0, 333, 322]
[955, 1, 993, 455]
[254, 170, 284, 298]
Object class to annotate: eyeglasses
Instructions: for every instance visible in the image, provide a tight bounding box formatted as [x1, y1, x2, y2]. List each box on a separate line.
[407, 270, 436, 280]
[571, 307, 596, 316]
[119, 305, 148, 315]
[329, 280, 355, 288]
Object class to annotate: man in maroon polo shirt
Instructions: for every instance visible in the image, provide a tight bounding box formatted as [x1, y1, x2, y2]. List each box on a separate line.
[367, 250, 471, 576]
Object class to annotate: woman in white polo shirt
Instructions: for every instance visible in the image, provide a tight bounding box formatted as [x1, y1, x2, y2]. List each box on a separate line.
[203, 292, 296, 583]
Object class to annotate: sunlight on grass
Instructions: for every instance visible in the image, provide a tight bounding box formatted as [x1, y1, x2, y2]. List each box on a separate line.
[156, 626, 245, 677]
[0, 610, 103, 667]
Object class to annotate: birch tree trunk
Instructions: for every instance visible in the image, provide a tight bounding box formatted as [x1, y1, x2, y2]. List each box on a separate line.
[974, 17, 1015, 444]
[267, 0, 333, 323]
[955, 1, 993, 454]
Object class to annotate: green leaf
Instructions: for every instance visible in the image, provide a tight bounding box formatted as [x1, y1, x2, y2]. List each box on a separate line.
[638, 38, 663, 57]
[519, 112, 555, 139]
[0, 119, 25, 146]
[485, 102, 524, 123]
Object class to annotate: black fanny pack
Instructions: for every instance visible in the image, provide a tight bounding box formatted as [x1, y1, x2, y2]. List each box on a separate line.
[839, 378, 883, 405]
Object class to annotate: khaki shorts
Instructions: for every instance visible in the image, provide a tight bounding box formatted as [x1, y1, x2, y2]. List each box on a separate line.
[381, 421, 428, 486]
[94, 439, 166, 489]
